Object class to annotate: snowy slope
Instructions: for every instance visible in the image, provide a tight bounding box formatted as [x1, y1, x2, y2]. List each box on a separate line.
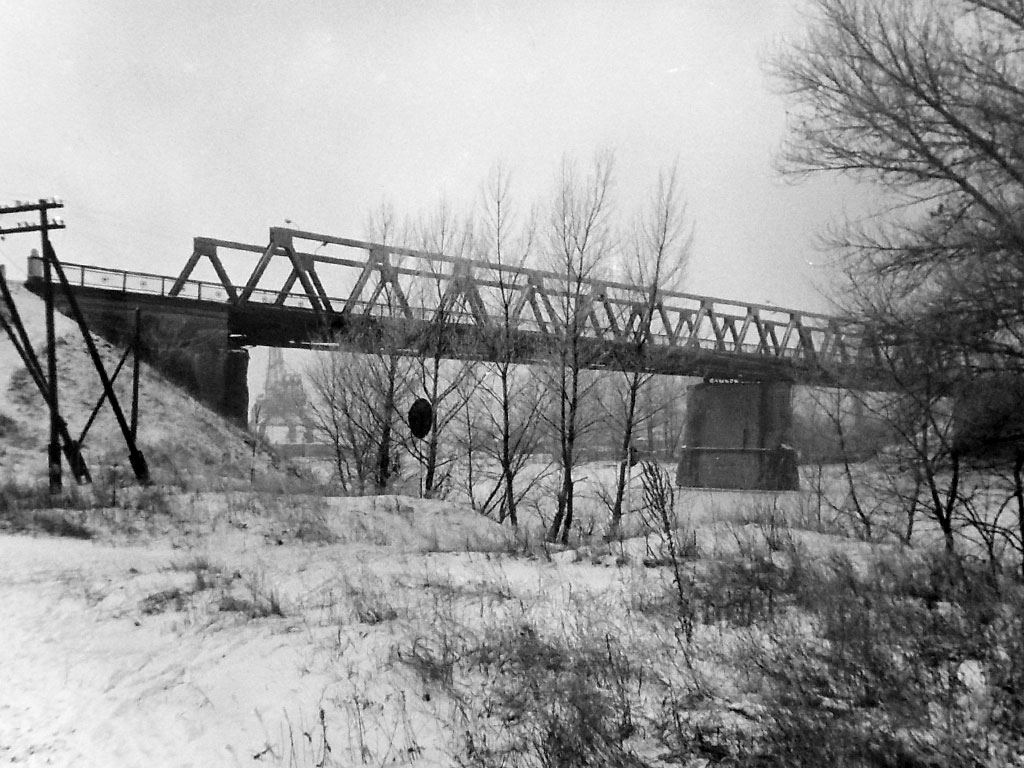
[0, 282, 275, 488]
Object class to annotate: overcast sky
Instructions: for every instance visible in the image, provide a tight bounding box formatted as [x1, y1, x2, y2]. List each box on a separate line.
[1, 0, 866, 318]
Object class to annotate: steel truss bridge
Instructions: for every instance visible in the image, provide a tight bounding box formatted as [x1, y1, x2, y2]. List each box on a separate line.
[26, 226, 886, 386]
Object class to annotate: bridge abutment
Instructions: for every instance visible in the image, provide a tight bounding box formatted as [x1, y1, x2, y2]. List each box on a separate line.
[49, 291, 250, 427]
[676, 381, 799, 490]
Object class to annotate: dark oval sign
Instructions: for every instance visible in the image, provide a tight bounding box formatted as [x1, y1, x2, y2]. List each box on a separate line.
[408, 398, 433, 440]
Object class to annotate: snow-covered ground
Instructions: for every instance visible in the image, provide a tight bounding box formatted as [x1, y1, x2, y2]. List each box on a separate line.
[4, 282, 1019, 766]
[0, 477, 893, 767]
[0, 496, 518, 766]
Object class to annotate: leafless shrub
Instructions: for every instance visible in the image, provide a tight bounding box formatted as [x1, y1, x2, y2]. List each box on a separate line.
[0, 482, 96, 538]
[636, 461, 696, 638]
[139, 587, 189, 615]
[783, 488, 852, 538]
[138, 557, 228, 616]
[734, 498, 797, 553]
[348, 587, 398, 625]
[287, 507, 339, 545]
[721, 551, 1024, 765]
[217, 571, 286, 619]
[273, 707, 334, 768]
[170, 554, 226, 591]
[0, 412, 21, 439]
[458, 624, 648, 768]
[399, 634, 463, 691]
[218, 592, 285, 619]
[7, 366, 41, 406]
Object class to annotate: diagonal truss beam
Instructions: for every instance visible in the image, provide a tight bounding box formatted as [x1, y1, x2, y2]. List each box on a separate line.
[170, 238, 248, 300]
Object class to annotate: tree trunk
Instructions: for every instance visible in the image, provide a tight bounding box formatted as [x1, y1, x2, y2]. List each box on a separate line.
[422, 353, 441, 496]
[375, 360, 398, 491]
[940, 452, 960, 555]
[559, 370, 580, 545]
[608, 373, 641, 539]
[561, 479, 574, 545]
[500, 364, 517, 526]
[1014, 450, 1024, 581]
[547, 366, 570, 542]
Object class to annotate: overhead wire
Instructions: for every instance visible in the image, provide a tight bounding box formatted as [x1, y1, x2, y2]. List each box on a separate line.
[18, 201, 185, 275]
[0, 245, 24, 280]
[75, 203, 187, 242]
[0, 215, 32, 280]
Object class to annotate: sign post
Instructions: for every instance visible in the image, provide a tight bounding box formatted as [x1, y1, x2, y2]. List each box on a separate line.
[408, 398, 433, 497]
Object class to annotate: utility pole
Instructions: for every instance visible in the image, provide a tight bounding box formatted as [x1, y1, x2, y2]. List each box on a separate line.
[42, 203, 60, 492]
[0, 199, 66, 493]
[1, 197, 149, 487]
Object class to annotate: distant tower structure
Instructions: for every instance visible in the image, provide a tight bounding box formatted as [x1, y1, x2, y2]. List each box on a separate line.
[252, 349, 314, 445]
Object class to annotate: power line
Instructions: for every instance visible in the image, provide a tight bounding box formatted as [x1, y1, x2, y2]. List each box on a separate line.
[0, 244, 22, 272]
[75, 202, 190, 241]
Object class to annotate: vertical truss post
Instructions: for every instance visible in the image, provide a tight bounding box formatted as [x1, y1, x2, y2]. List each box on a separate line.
[268, 229, 333, 312]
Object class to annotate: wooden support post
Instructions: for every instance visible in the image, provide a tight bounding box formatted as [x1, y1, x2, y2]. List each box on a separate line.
[46, 241, 150, 484]
[41, 205, 62, 493]
[131, 308, 141, 441]
[77, 346, 132, 447]
[0, 268, 90, 483]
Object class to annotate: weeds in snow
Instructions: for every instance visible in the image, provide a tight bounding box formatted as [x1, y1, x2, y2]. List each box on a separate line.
[220, 570, 286, 619]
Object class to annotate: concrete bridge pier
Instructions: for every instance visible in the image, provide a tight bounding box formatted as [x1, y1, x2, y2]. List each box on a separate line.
[676, 381, 799, 491]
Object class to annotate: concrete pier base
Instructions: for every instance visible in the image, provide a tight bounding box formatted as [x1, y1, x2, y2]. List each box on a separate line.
[677, 381, 798, 490]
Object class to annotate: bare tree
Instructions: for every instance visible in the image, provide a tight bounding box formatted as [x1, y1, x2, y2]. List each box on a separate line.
[604, 165, 691, 539]
[774, 0, 1024, 566]
[362, 201, 415, 491]
[408, 201, 479, 497]
[543, 152, 617, 544]
[463, 366, 552, 524]
[648, 377, 689, 457]
[795, 387, 891, 541]
[775, 0, 1024, 388]
[306, 346, 382, 493]
[468, 166, 551, 526]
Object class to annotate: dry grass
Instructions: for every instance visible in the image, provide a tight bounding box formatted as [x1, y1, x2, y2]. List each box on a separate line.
[5, 456, 1024, 766]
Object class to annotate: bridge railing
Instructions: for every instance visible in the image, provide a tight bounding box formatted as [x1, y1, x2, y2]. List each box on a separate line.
[34, 257, 343, 309]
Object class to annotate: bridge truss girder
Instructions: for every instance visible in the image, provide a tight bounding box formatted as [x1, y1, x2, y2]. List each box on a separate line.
[54, 226, 888, 386]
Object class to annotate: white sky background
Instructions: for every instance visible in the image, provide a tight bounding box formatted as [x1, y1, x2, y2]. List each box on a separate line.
[0, 0, 873, 304]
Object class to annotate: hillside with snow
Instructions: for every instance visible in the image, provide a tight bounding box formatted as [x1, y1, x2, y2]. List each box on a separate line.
[0, 282, 279, 490]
